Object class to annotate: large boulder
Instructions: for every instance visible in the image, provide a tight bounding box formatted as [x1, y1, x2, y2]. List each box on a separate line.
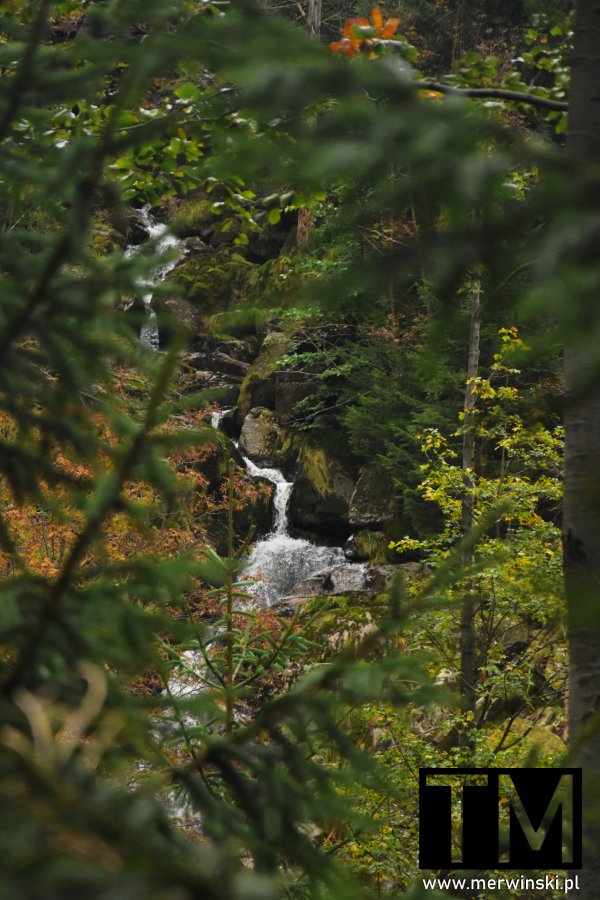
[165, 246, 256, 327]
[238, 407, 293, 468]
[349, 466, 394, 529]
[288, 448, 355, 539]
[237, 333, 291, 422]
[289, 563, 370, 599]
[274, 371, 312, 425]
[158, 296, 204, 343]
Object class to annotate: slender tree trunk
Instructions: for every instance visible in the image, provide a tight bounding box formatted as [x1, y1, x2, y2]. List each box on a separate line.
[306, 0, 321, 37]
[565, 1, 600, 893]
[295, 0, 321, 248]
[459, 274, 481, 748]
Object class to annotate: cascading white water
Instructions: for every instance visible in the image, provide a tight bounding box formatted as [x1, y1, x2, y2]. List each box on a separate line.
[240, 454, 345, 607]
[126, 205, 184, 350]
[242, 456, 293, 535]
[210, 409, 224, 430]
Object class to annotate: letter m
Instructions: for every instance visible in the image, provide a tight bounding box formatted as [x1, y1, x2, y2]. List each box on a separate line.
[499, 770, 581, 868]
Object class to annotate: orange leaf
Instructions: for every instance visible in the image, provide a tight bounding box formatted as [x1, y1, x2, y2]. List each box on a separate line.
[343, 16, 370, 38]
[329, 38, 359, 57]
[371, 6, 384, 30]
[381, 17, 400, 38]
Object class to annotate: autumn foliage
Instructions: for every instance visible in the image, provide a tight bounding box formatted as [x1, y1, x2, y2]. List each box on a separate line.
[329, 6, 400, 57]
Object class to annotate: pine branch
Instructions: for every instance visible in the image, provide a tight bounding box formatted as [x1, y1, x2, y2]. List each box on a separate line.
[1, 347, 181, 697]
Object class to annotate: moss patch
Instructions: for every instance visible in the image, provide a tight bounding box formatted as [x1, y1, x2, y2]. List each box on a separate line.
[166, 248, 255, 324]
[301, 593, 389, 659]
[296, 444, 331, 497]
[238, 333, 291, 419]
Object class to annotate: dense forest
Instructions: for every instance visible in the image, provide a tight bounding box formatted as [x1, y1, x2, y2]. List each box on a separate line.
[0, 1, 599, 897]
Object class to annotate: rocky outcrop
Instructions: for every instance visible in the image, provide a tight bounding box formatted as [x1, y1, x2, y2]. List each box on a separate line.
[288, 454, 355, 538]
[237, 333, 290, 421]
[274, 561, 425, 615]
[349, 466, 394, 529]
[160, 296, 204, 342]
[285, 563, 370, 600]
[238, 407, 293, 468]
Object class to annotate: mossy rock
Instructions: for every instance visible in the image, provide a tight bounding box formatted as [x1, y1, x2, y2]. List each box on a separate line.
[344, 530, 392, 565]
[349, 466, 395, 529]
[170, 198, 216, 237]
[288, 444, 355, 539]
[166, 247, 256, 326]
[238, 407, 294, 468]
[90, 221, 122, 257]
[300, 594, 388, 660]
[237, 333, 291, 422]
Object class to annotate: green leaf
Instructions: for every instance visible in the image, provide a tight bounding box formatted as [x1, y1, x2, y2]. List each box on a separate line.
[175, 82, 201, 101]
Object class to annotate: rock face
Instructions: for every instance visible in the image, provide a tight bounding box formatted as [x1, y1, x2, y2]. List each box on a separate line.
[161, 296, 204, 341]
[349, 466, 394, 529]
[237, 334, 290, 421]
[288, 456, 355, 538]
[288, 563, 370, 599]
[238, 407, 292, 468]
[274, 561, 424, 615]
[274, 372, 312, 425]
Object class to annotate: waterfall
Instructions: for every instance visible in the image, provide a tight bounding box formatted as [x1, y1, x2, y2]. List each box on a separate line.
[210, 409, 224, 430]
[206, 411, 349, 606]
[242, 457, 293, 535]
[239, 454, 345, 607]
[126, 205, 184, 350]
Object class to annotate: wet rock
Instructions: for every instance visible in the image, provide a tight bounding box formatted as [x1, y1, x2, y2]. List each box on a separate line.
[239, 407, 292, 468]
[279, 563, 370, 603]
[344, 532, 367, 561]
[237, 333, 291, 422]
[218, 407, 238, 438]
[127, 207, 153, 245]
[349, 466, 394, 529]
[159, 296, 204, 342]
[288, 457, 355, 538]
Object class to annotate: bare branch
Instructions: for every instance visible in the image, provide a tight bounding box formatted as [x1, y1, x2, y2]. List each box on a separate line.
[415, 79, 568, 112]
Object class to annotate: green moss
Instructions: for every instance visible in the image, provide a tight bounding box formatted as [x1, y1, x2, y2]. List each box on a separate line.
[354, 530, 390, 565]
[173, 198, 215, 232]
[166, 248, 255, 323]
[296, 444, 331, 497]
[301, 594, 388, 659]
[90, 222, 122, 257]
[238, 334, 291, 418]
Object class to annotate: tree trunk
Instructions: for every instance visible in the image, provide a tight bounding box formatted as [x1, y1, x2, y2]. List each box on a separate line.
[306, 0, 321, 37]
[459, 274, 481, 749]
[565, 0, 600, 893]
[295, 0, 321, 248]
